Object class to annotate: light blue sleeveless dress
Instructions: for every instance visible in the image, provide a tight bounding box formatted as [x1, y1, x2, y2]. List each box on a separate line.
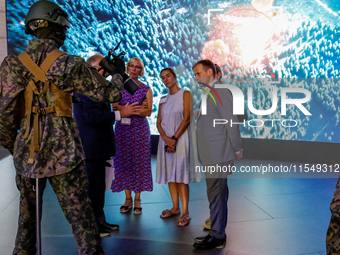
[156, 89, 201, 184]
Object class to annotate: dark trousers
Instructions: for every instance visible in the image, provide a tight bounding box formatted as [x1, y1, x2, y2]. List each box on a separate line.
[205, 161, 232, 239]
[85, 159, 107, 223]
[13, 162, 103, 255]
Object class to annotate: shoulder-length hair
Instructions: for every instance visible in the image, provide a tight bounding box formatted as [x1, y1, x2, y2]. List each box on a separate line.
[126, 57, 145, 77]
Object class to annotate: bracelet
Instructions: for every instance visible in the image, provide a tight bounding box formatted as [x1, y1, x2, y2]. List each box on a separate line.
[172, 136, 178, 141]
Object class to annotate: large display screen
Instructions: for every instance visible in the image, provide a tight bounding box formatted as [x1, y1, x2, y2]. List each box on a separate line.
[5, 0, 340, 142]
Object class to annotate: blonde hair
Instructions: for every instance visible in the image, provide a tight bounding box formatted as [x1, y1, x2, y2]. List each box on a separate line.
[126, 57, 145, 77]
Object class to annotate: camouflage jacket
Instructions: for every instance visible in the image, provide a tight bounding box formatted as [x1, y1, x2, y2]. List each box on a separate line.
[0, 39, 123, 178]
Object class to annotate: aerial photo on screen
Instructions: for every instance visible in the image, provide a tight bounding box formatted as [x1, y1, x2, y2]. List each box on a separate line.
[6, 0, 340, 142]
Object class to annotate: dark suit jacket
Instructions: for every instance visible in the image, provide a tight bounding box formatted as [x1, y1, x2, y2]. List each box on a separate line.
[73, 93, 116, 160]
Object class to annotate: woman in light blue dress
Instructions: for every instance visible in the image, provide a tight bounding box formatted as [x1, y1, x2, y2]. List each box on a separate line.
[156, 68, 200, 227]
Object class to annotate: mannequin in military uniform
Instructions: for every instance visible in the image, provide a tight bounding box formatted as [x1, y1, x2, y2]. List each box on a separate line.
[0, 1, 125, 254]
[327, 178, 340, 255]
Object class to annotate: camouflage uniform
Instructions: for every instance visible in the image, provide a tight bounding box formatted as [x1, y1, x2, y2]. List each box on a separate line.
[327, 177, 340, 255]
[0, 39, 124, 255]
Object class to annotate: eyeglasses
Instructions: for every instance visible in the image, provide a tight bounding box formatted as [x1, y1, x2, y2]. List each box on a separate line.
[128, 64, 142, 70]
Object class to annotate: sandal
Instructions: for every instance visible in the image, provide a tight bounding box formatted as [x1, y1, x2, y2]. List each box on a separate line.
[134, 199, 142, 215]
[120, 197, 132, 213]
[178, 214, 191, 227]
[160, 209, 181, 219]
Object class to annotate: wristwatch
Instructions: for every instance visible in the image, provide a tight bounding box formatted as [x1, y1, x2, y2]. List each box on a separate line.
[172, 136, 178, 141]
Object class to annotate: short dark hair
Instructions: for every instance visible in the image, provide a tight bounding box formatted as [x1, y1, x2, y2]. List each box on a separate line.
[192, 59, 216, 77]
[160, 68, 177, 79]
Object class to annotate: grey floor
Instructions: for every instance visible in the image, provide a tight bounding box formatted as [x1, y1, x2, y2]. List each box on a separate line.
[0, 154, 336, 255]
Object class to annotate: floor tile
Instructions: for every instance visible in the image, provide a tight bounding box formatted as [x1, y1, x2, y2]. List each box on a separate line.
[225, 215, 328, 255]
[245, 191, 332, 219]
[0, 156, 334, 255]
[228, 178, 307, 196]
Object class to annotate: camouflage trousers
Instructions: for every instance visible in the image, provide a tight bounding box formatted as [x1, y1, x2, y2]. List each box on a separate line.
[327, 177, 340, 255]
[12, 161, 104, 255]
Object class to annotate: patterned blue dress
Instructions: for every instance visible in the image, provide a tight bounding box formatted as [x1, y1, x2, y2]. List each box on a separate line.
[111, 83, 153, 193]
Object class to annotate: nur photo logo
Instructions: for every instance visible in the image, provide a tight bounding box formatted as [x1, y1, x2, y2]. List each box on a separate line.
[199, 81, 312, 128]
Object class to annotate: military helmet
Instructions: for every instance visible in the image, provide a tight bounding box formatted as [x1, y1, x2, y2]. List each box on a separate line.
[25, 1, 70, 35]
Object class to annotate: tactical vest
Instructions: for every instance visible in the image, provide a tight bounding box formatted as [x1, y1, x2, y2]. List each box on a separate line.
[18, 49, 73, 164]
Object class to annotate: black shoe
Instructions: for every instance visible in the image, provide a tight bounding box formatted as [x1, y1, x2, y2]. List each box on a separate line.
[194, 234, 212, 242]
[93, 245, 105, 255]
[99, 227, 111, 238]
[99, 221, 119, 231]
[193, 235, 226, 249]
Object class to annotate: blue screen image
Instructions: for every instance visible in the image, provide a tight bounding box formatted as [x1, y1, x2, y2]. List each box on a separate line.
[5, 0, 340, 143]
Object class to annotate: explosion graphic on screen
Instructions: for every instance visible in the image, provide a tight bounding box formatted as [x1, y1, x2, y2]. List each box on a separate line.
[201, 7, 281, 82]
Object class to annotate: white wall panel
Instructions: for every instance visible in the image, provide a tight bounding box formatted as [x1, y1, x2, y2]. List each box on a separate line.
[0, 11, 6, 38]
[0, 0, 7, 58]
[0, 0, 5, 12]
[0, 38, 6, 63]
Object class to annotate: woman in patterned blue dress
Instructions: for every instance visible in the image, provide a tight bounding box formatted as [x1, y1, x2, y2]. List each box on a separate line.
[111, 58, 153, 214]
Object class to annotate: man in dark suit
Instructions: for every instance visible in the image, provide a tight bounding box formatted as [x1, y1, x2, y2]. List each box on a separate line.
[73, 54, 141, 237]
[192, 60, 243, 249]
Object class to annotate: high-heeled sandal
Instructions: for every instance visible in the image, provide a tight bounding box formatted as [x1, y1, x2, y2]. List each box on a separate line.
[133, 199, 142, 215]
[120, 197, 132, 213]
